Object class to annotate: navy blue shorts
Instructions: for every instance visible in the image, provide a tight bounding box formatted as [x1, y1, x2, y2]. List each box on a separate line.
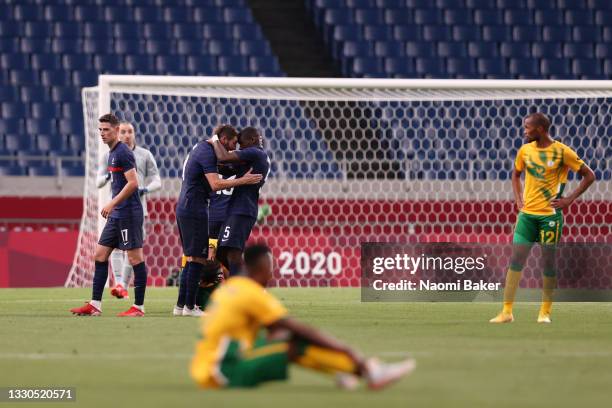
[209, 219, 224, 240]
[98, 216, 144, 250]
[218, 215, 256, 251]
[177, 214, 208, 257]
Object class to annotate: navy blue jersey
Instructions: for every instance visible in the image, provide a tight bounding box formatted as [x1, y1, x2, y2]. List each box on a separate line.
[209, 173, 234, 224]
[108, 142, 143, 219]
[226, 146, 270, 218]
[176, 141, 217, 218]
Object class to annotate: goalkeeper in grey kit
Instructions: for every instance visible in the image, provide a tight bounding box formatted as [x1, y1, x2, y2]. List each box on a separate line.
[97, 121, 161, 298]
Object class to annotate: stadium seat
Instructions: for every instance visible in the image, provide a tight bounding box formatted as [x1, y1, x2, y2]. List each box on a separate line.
[50, 87, 80, 103]
[534, 10, 564, 25]
[1, 102, 27, 118]
[509, 58, 539, 77]
[374, 41, 403, 57]
[1, 54, 28, 70]
[250, 57, 281, 73]
[192, 8, 223, 24]
[208, 39, 240, 56]
[468, 42, 498, 57]
[162, 7, 190, 23]
[393, 26, 421, 41]
[31, 102, 60, 119]
[355, 9, 385, 25]
[352, 57, 384, 77]
[345, 41, 375, 57]
[513, 26, 541, 42]
[364, 25, 394, 41]
[61, 103, 82, 119]
[505, 10, 533, 25]
[444, 9, 472, 25]
[594, 10, 612, 25]
[176, 40, 207, 55]
[482, 26, 511, 41]
[240, 40, 272, 56]
[474, 10, 504, 25]
[125, 55, 155, 73]
[133, 7, 161, 23]
[415, 58, 446, 77]
[62, 54, 93, 71]
[452, 26, 481, 41]
[5, 134, 33, 151]
[73, 6, 101, 22]
[19, 38, 52, 53]
[406, 41, 435, 58]
[447, 58, 476, 77]
[36, 134, 62, 153]
[28, 165, 57, 177]
[0, 21, 21, 37]
[384, 57, 415, 76]
[0, 86, 18, 103]
[565, 10, 594, 25]
[604, 27, 612, 42]
[0, 39, 19, 53]
[73, 71, 98, 87]
[21, 87, 49, 103]
[532, 42, 562, 58]
[156, 56, 186, 74]
[595, 44, 612, 59]
[186, 56, 217, 74]
[0, 165, 27, 176]
[423, 26, 451, 42]
[103, 6, 133, 23]
[477, 58, 508, 77]
[26, 119, 55, 135]
[114, 39, 144, 55]
[44, 5, 72, 21]
[143, 23, 172, 40]
[324, 9, 354, 25]
[573, 26, 601, 42]
[31, 54, 62, 71]
[83, 39, 110, 54]
[145, 40, 174, 55]
[23, 22, 54, 38]
[174, 24, 203, 40]
[414, 9, 442, 25]
[348, 0, 376, 7]
[114, 23, 140, 39]
[437, 42, 466, 58]
[54, 22, 82, 38]
[564, 43, 594, 58]
[333, 26, 362, 42]
[83, 22, 112, 38]
[9, 70, 39, 86]
[603, 58, 612, 74]
[500, 42, 531, 58]
[384, 9, 412, 24]
[13, 5, 42, 21]
[51, 39, 81, 54]
[40, 70, 71, 87]
[540, 58, 571, 76]
[542, 26, 572, 42]
[527, 0, 557, 9]
[572, 59, 603, 78]
[218, 56, 250, 75]
[58, 119, 83, 136]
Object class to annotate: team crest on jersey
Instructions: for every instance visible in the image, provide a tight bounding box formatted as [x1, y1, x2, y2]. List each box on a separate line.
[547, 160, 554, 167]
[548, 221, 556, 227]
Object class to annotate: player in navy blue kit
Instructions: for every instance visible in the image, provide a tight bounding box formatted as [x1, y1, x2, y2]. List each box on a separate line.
[70, 113, 148, 317]
[208, 127, 271, 278]
[175, 125, 262, 316]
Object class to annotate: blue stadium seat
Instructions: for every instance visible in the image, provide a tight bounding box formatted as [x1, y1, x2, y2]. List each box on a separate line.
[505, 10, 533, 25]
[156, 56, 186, 74]
[595, 44, 612, 59]
[52, 39, 81, 54]
[240, 40, 272, 56]
[509, 58, 539, 77]
[444, 9, 472, 25]
[437, 42, 467, 57]
[9, 70, 39, 86]
[333, 26, 362, 42]
[344, 41, 374, 57]
[384, 9, 412, 24]
[542, 26, 572, 42]
[0, 39, 19, 53]
[540, 58, 570, 77]
[377, 0, 408, 6]
[604, 59, 612, 76]
[1, 54, 28, 70]
[0, 86, 19, 103]
[83, 22, 112, 38]
[482, 26, 511, 41]
[62, 54, 93, 70]
[565, 10, 594, 25]
[133, 7, 161, 22]
[36, 134, 62, 153]
[162, 7, 190, 23]
[61, 163, 85, 177]
[83, 39, 110, 54]
[21, 87, 49, 103]
[114, 23, 140, 39]
[324, 9, 354, 25]
[214, 24, 243, 39]
[604, 27, 612, 42]
[73, 71, 98, 87]
[414, 9, 442, 25]
[406, 0, 435, 7]
[589, 0, 612, 9]
[209, 39, 241, 56]
[374, 41, 403, 57]
[572, 59, 603, 78]
[573, 26, 601, 42]
[50, 87, 80, 103]
[29, 165, 57, 177]
[61, 103, 81, 119]
[477, 58, 508, 77]
[26, 119, 54, 135]
[20, 38, 52, 53]
[447, 58, 476, 77]
[513, 26, 540, 42]
[103, 6, 133, 23]
[186, 56, 218, 74]
[348, 0, 376, 7]
[54, 22, 82, 38]
[30, 54, 58, 71]
[393, 26, 421, 41]
[0, 22, 21, 37]
[406, 41, 435, 57]
[384, 57, 415, 76]
[527, 0, 557, 9]
[23, 22, 54, 38]
[44, 5, 72, 21]
[0, 165, 27, 176]
[474, 10, 503, 25]
[564, 43, 594, 58]
[595, 10, 612, 25]
[40, 70, 71, 87]
[192, 8, 223, 24]
[58, 119, 83, 135]
[125, 55, 155, 73]
[145, 40, 173, 55]
[74, 6, 101, 22]
[452, 26, 480, 41]
[468, 41, 498, 57]
[218, 56, 249, 74]
[415, 58, 446, 76]
[355, 9, 384, 25]
[423, 26, 451, 42]
[12, 5, 42, 21]
[1, 102, 27, 118]
[31, 102, 60, 119]
[534, 10, 564, 25]
[532, 42, 562, 58]
[176, 40, 207, 55]
[364, 25, 394, 41]
[352, 57, 385, 77]
[143, 23, 172, 39]
[497, 0, 525, 7]
[500, 42, 539, 58]
[175, 24, 204, 39]
[250, 57, 280, 73]
[5, 134, 33, 151]
[114, 39, 143, 54]
[67, 134, 84, 152]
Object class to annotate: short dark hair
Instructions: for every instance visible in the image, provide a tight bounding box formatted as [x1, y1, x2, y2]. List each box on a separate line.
[99, 113, 120, 126]
[238, 127, 260, 145]
[214, 124, 238, 140]
[527, 112, 550, 132]
[244, 244, 271, 268]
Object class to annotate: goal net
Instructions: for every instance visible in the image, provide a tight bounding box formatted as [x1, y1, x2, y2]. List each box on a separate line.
[67, 77, 611, 288]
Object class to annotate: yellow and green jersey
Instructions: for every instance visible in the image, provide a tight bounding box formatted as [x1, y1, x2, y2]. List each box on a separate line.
[190, 276, 288, 388]
[514, 140, 584, 216]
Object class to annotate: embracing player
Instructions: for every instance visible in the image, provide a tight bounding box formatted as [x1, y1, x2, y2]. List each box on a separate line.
[70, 113, 148, 317]
[96, 121, 161, 299]
[490, 112, 595, 324]
[190, 243, 416, 390]
[175, 125, 262, 317]
[208, 127, 271, 277]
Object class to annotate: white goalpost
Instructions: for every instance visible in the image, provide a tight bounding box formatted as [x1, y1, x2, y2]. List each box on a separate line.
[66, 77, 612, 288]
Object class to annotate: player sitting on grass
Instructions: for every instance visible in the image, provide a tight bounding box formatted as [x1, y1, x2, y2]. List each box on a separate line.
[190, 244, 416, 390]
[490, 113, 595, 324]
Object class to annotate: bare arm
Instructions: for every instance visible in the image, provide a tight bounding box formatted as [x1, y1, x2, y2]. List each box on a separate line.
[204, 168, 261, 192]
[209, 139, 241, 162]
[101, 169, 139, 218]
[511, 168, 523, 211]
[551, 164, 596, 210]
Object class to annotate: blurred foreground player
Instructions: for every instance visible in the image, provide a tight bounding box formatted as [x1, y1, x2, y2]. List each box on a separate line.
[490, 113, 595, 324]
[71, 114, 148, 317]
[176, 125, 262, 316]
[208, 127, 271, 277]
[190, 244, 416, 390]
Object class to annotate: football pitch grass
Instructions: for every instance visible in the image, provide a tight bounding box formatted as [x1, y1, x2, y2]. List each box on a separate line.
[1, 288, 611, 408]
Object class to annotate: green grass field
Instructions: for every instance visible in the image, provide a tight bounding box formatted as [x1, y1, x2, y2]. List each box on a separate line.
[1, 288, 611, 408]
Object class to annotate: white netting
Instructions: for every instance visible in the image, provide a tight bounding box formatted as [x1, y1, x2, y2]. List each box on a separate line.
[67, 79, 611, 288]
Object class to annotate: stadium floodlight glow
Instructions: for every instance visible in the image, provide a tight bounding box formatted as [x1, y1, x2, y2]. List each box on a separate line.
[66, 76, 611, 288]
